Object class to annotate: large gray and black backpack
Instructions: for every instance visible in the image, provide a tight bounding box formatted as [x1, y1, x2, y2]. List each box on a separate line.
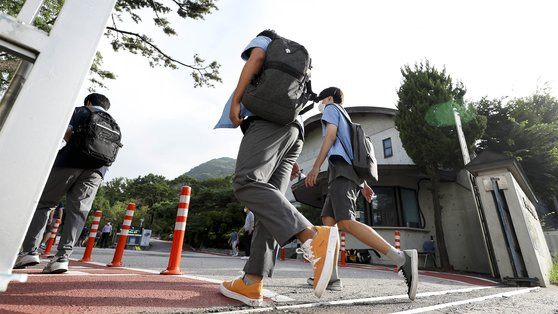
[73, 107, 123, 168]
[242, 36, 315, 125]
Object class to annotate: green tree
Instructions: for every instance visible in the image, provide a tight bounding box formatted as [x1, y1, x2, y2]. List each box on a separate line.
[0, 0, 221, 93]
[477, 90, 558, 225]
[395, 60, 486, 270]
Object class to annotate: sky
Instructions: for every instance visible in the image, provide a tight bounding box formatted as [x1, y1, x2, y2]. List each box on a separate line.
[77, 0, 558, 181]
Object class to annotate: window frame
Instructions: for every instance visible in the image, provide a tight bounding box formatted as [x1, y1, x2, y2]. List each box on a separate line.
[383, 137, 393, 158]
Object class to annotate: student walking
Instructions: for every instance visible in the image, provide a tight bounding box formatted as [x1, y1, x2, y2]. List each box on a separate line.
[215, 29, 338, 307]
[100, 222, 113, 248]
[13, 93, 121, 274]
[229, 230, 239, 257]
[241, 207, 254, 258]
[305, 87, 419, 300]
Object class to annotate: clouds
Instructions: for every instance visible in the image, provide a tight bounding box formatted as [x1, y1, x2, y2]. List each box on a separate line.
[81, 0, 558, 181]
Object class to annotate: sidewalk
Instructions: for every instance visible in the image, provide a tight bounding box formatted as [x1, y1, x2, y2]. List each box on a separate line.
[2, 250, 506, 313]
[2, 259, 239, 313]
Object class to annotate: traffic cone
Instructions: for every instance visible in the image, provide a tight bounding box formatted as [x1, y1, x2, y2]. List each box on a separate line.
[394, 230, 401, 272]
[340, 232, 347, 267]
[107, 203, 136, 267]
[161, 186, 191, 275]
[79, 210, 102, 262]
[42, 219, 61, 256]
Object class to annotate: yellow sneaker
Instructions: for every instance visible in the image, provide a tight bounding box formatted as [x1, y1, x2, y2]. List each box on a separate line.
[300, 226, 339, 298]
[219, 276, 263, 307]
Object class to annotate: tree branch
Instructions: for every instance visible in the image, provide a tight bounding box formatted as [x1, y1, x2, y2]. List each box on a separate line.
[106, 26, 210, 72]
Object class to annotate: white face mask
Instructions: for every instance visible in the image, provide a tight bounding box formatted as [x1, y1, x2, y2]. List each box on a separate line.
[318, 101, 326, 113]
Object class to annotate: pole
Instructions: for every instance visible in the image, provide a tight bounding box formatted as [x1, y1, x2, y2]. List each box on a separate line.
[42, 219, 61, 256]
[79, 210, 102, 262]
[394, 230, 401, 272]
[454, 107, 497, 277]
[107, 203, 136, 267]
[340, 232, 346, 267]
[161, 186, 191, 275]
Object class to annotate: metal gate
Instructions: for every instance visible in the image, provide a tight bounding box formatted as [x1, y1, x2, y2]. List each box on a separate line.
[0, 0, 117, 291]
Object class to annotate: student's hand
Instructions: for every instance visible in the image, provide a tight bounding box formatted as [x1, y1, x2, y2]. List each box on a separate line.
[290, 162, 301, 181]
[229, 101, 244, 127]
[305, 166, 320, 187]
[361, 182, 374, 203]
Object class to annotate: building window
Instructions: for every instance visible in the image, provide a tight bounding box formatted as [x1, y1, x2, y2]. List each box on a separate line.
[368, 186, 422, 228]
[371, 187, 398, 226]
[401, 188, 420, 228]
[383, 138, 393, 158]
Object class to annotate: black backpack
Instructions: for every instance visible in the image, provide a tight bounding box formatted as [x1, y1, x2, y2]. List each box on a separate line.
[329, 104, 379, 182]
[242, 36, 315, 125]
[73, 107, 122, 167]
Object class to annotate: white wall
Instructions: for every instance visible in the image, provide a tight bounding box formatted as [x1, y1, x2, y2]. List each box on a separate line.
[439, 170, 491, 273]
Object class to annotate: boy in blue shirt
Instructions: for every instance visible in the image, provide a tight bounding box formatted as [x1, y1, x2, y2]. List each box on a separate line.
[217, 30, 339, 306]
[305, 87, 419, 300]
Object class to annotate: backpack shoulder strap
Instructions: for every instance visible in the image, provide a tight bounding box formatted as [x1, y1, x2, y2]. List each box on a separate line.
[330, 103, 352, 123]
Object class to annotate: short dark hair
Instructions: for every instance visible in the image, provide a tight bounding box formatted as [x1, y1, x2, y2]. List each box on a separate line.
[317, 87, 344, 104]
[257, 29, 278, 40]
[84, 93, 110, 110]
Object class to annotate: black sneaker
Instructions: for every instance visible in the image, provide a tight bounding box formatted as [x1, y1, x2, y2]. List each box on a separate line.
[400, 249, 418, 300]
[13, 252, 40, 269]
[42, 255, 69, 274]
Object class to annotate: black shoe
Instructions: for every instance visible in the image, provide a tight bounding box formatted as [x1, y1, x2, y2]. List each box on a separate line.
[400, 249, 418, 300]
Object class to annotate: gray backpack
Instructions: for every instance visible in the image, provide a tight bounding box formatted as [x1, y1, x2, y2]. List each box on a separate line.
[330, 104, 379, 182]
[242, 36, 314, 125]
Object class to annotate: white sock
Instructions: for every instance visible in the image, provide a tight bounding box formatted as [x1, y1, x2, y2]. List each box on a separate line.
[386, 247, 406, 267]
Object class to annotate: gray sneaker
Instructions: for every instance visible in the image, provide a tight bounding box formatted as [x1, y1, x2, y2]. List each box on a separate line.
[42, 255, 69, 274]
[13, 252, 40, 269]
[400, 249, 418, 300]
[306, 277, 343, 291]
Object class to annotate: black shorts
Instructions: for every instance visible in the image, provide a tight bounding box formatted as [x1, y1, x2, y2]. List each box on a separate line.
[321, 156, 362, 221]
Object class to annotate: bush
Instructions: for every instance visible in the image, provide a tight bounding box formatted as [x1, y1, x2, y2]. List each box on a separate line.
[551, 257, 558, 285]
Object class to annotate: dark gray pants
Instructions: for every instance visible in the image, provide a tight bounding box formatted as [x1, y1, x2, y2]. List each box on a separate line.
[234, 120, 312, 277]
[21, 167, 102, 257]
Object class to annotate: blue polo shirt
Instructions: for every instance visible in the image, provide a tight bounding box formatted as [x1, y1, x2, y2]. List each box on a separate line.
[321, 104, 353, 165]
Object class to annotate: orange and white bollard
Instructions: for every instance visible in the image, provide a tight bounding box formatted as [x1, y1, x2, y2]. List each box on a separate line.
[42, 219, 61, 256]
[161, 186, 191, 275]
[394, 230, 401, 272]
[107, 203, 136, 267]
[280, 247, 285, 261]
[340, 232, 347, 267]
[79, 210, 102, 262]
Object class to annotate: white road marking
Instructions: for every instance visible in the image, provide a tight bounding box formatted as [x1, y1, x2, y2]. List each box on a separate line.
[219, 286, 495, 313]
[392, 287, 540, 314]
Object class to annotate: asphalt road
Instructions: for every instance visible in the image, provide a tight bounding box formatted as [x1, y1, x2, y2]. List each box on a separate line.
[62, 240, 558, 314]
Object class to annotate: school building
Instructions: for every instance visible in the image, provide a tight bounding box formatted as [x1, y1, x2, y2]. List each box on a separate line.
[289, 106, 555, 287]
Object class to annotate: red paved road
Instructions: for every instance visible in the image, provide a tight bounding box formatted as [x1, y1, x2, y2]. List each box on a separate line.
[2, 260, 239, 313]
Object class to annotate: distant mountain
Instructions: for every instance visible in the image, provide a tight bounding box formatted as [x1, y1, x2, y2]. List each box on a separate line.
[184, 157, 236, 181]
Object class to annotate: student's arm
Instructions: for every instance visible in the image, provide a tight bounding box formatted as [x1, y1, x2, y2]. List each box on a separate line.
[290, 162, 301, 181]
[361, 180, 374, 203]
[63, 127, 72, 142]
[305, 123, 337, 187]
[230, 47, 266, 127]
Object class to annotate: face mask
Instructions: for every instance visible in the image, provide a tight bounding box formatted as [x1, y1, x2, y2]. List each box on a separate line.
[318, 101, 325, 113]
